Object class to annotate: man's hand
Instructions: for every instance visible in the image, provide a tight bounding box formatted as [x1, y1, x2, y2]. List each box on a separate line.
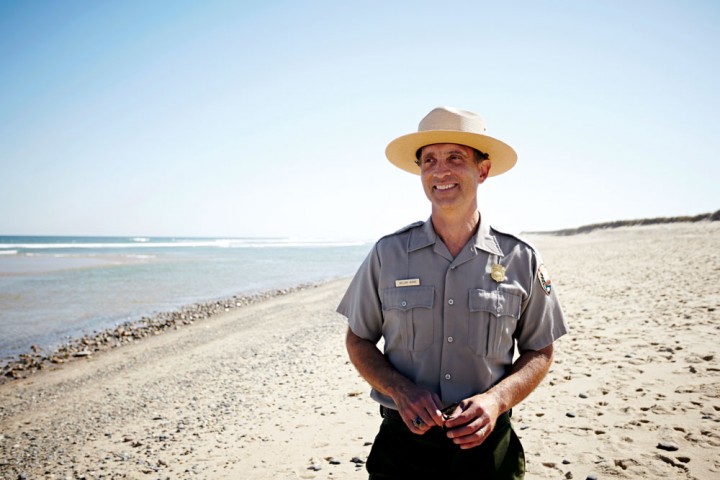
[392, 384, 445, 433]
[346, 328, 444, 434]
[444, 344, 554, 449]
[443, 394, 501, 449]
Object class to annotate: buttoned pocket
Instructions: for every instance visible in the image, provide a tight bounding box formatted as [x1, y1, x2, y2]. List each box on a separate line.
[382, 286, 435, 351]
[468, 289, 522, 358]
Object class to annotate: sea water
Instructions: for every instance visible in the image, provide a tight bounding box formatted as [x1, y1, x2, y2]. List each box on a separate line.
[0, 236, 372, 362]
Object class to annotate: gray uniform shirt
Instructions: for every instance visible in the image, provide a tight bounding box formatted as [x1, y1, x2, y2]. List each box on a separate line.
[337, 217, 568, 409]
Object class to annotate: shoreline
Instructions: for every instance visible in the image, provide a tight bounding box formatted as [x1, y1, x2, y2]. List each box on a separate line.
[1, 280, 339, 384]
[0, 240, 372, 369]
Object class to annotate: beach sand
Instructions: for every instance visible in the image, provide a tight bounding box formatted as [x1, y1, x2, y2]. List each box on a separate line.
[1, 221, 718, 479]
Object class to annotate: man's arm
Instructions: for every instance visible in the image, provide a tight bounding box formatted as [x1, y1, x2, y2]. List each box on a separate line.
[345, 328, 445, 431]
[444, 344, 554, 449]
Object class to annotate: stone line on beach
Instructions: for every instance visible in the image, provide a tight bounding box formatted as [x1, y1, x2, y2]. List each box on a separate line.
[1, 283, 322, 384]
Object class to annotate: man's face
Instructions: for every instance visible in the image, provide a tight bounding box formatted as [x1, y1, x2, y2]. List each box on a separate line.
[418, 143, 490, 212]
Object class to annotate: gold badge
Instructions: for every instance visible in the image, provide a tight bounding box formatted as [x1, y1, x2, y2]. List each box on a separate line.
[537, 264, 552, 295]
[490, 264, 506, 282]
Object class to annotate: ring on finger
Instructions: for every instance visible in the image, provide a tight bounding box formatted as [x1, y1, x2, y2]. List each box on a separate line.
[412, 416, 424, 428]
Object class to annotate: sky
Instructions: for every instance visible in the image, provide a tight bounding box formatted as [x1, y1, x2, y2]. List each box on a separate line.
[1, 0, 718, 241]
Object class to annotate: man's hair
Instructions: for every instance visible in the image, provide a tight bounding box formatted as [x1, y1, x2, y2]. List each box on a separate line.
[473, 149, 490, 162]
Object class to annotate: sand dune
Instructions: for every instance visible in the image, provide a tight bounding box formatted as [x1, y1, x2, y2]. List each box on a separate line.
[1, 221, 718, 479]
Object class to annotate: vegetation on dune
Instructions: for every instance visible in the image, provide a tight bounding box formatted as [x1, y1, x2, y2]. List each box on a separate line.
[527, 210, 720, 236]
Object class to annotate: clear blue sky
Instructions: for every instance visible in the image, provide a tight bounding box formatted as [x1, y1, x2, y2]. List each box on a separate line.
[1, 0, 718, 240]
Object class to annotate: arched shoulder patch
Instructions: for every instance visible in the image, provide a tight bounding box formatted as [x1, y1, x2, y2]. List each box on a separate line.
[537, 264, 552, 295]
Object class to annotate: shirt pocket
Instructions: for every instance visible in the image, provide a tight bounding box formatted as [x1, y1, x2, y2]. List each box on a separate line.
[382, 286, 435, 352]
[468, 289, 522, 358]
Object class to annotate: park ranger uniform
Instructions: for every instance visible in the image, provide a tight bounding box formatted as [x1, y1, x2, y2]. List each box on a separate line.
[338, 216, 568, 410]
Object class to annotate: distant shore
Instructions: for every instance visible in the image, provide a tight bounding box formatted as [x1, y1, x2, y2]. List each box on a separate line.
[524, 209, 719, 236]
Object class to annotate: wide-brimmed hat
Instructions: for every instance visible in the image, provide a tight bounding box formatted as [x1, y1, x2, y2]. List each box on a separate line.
[385, 106, 517, 176]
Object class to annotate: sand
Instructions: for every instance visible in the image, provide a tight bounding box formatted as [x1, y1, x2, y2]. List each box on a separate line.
[1, 221, 718, 479]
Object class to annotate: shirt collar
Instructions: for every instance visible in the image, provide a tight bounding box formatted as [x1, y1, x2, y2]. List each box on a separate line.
[407, 214, 504, 257]
[474, 217, 504, 256]
[407, 218, 436, 252]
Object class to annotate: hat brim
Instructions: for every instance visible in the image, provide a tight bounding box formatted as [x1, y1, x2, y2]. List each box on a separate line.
[385, 130, 517, 177]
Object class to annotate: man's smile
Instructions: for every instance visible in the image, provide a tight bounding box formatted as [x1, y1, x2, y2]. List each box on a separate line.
[434, 183, 458, 191]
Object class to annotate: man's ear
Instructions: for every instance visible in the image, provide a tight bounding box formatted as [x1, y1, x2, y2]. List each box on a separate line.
[477, 160, 491, 184]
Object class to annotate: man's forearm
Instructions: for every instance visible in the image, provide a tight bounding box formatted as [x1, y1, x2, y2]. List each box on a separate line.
[345, 327, 415, 399]
[485, 344, 554, 414]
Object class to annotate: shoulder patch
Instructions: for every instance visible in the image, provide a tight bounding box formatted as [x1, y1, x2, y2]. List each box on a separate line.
[537, 264, 552, 295]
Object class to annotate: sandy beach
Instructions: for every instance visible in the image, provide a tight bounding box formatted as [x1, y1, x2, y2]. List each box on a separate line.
[1, 221, 718, 479]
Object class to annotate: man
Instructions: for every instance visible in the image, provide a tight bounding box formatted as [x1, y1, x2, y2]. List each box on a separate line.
[337, 106, 568, 479]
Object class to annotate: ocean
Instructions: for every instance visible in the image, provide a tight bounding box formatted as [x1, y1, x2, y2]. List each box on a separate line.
[0, 236, 371, 363]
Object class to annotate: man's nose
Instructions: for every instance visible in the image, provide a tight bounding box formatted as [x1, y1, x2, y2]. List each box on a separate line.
[434, 159, 452, 176]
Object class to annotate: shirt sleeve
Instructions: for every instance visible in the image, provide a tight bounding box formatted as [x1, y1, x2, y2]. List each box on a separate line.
[514, 253, 569, 352]
[336, 244, 384, 343]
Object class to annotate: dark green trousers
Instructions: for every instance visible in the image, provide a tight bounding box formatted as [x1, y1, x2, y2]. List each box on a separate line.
[366, 408, 525, 479]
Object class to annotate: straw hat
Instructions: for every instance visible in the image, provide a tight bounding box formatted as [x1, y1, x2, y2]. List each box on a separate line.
[385, 106, 517, 176]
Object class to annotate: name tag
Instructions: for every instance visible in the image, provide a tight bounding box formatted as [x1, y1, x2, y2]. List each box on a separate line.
[395, 278, 420, 287]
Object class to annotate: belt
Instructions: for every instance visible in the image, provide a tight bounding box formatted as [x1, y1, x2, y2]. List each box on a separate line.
[379, 405, 403, 421]
[380, 405, 511, 426]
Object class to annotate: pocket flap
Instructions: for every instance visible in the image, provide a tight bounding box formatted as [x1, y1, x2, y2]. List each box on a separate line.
[469, 289, 521, 319]
[382, 286, 435, 311]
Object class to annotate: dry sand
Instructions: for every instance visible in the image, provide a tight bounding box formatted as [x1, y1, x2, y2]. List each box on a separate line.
[1, 221, 718, 479]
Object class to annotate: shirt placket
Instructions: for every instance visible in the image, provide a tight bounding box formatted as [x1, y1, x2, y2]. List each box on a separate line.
[438, 249, 477, 396]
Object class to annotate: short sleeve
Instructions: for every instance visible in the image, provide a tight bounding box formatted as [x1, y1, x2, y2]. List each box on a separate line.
[336, 244, 384, 343]
[514, 254, 569, 352]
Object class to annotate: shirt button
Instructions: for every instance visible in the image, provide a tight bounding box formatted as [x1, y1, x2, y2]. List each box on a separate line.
[445, 374, 452, 381]
[401, 301, 407, 307]
[448, 299, 454, 305]
[447, 336, 454, 343]
[497, 306, 503, 314]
